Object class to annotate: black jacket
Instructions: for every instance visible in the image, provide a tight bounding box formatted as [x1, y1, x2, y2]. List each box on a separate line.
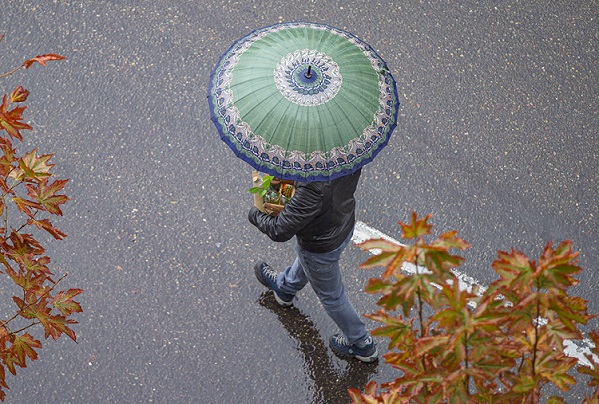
[248, 169, 361, 253]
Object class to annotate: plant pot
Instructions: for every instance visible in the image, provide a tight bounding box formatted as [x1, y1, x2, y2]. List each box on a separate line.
[251, 171, 295, 216]
[264, 179, 295, 216]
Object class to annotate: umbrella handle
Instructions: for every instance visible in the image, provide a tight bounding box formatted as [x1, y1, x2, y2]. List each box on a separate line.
[305, 65, 312, 79]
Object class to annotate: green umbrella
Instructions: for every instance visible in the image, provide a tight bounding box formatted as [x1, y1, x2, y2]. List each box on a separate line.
[208, 22, 399, 182]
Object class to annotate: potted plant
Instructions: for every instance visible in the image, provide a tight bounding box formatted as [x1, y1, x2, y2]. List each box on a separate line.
[250, 171, 295, 216]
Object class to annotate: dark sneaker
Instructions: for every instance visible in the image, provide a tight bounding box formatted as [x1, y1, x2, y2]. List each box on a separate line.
[254, 262, 294, 307]
[330, 334, 378, 363]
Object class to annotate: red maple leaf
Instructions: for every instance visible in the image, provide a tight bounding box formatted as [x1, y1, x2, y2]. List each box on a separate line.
[51, 289, 83, 316]
[40, 314, 77, 342]
[0, 95, 32, 140]
[26, 178, 69, 215]
[9, 333, 42, 368]
[27, 218, 67, 240]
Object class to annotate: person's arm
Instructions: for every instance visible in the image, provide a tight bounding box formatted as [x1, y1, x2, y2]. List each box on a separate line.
[248, 182, 323, 242]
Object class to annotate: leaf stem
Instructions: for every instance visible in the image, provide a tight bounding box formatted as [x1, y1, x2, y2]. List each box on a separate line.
[11, 320, 39, 335]
[532, 278, 541, 378]
[464, 331, 470, 395]
[1, 174, 26, 231]
[1, 194, 7, 231]
[0, 65, 24, 80]
[414, 250, 427, 374]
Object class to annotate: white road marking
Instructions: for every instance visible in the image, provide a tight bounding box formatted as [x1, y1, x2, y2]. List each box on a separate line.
[352, 220, 597, 368]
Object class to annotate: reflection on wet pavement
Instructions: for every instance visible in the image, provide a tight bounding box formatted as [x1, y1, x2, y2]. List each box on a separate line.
[258, 292, 378, 403]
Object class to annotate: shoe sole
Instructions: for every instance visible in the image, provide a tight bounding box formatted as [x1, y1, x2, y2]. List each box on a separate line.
[254, 263, 293, 307]
[272, 292, 293, 307]
[331, 346, 379, 363]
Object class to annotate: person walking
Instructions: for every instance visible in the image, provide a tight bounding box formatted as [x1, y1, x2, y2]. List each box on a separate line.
[248, 169, 378, 363]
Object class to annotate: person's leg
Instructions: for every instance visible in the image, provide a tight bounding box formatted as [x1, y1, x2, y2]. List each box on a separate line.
[277, 256, 309, 295]
[296, 233, 369, 345]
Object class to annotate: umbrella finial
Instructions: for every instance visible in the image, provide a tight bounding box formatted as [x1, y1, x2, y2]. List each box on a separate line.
[305, 65, 312, 79]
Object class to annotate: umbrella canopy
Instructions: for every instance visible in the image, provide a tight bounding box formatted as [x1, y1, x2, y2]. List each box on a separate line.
[208, 22, 399, 182]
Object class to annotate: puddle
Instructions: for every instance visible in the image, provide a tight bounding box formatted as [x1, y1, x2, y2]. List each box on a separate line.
[257, 292, 378, 403]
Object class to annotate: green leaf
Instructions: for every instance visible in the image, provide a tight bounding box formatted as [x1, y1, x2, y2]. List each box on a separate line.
[553, 302, 592, 331]
[415, 335, 449, 356]
[364, 278, 392, 294]
[543, 321, 580, 352]
[4, 231, 45, 259]
[511, 373, 538, 394]
[562, 295, 588, 312]
[537, 240, 582, 291]
[424, 249, 466, 273]
[492, 248, 535, 292]
[368, 311, 413, 349]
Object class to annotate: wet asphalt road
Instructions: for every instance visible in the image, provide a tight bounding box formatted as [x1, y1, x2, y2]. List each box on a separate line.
[1, 1, 597, 402]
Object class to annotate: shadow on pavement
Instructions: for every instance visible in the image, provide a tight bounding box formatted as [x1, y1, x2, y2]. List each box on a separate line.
[257, 291, 378, 403]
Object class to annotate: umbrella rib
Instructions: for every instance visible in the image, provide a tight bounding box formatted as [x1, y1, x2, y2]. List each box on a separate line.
[233, 83, 279, 120]
[282, 104, 304, 161]
[209, 22, 397, 181]
[332, 91, 368, 143]
[268, 101, 298, 151]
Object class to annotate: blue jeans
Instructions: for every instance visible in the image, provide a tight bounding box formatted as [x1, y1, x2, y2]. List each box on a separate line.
[276, 231, 368, 345]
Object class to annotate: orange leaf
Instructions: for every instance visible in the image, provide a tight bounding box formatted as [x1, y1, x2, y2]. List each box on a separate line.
[22, 54, 65, 69]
